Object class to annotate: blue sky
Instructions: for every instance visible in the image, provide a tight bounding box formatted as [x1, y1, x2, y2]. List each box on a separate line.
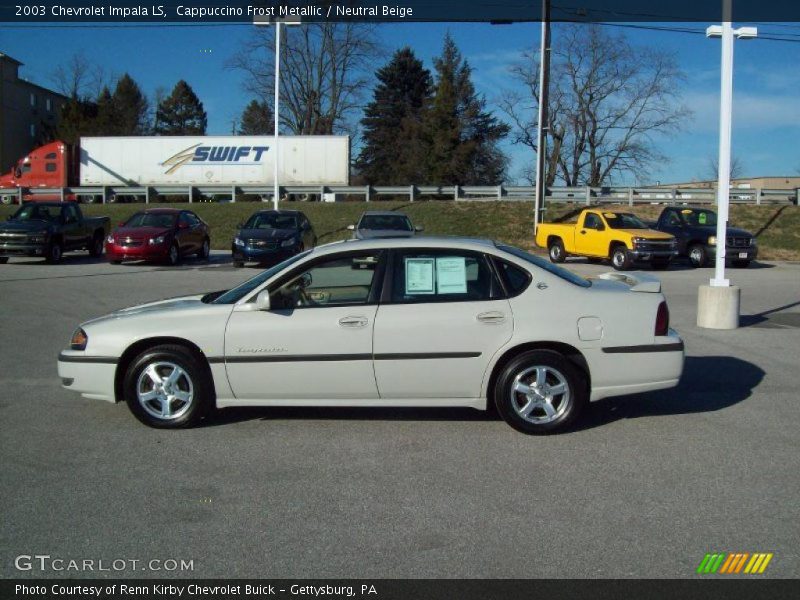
[3, 21, 799, 184]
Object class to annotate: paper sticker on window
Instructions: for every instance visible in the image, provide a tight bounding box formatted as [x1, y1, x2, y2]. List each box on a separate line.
[698, 212, 707, 224]
[405, 258, 435, 294]
[436, 256, 467, 294]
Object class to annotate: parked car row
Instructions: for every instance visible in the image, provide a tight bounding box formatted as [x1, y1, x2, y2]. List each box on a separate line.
[535, 207, 757, 271]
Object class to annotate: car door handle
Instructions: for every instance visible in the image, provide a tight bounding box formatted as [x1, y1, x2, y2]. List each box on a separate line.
[580, 230, 587, 234]
[476, 311, 506, 324]
[338, 316, 369, 328]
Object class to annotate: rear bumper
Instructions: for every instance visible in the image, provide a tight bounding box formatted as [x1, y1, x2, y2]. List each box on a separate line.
[106, 242, 169, 261]
[589, 331, 685, 401]
[57, 351, 118, 402]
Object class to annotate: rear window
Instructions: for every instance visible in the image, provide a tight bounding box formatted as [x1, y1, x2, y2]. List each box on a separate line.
[495, 244, 592, 288]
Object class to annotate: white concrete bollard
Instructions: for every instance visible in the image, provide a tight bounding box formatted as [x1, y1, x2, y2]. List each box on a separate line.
[697, 285, 741, 329]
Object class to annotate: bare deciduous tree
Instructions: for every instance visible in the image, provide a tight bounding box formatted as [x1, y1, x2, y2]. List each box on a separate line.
[706, 155, 745, 180]
[51, 52, 108, 100]
[500, 24, 691, 187]
[228, 23, 382, 136]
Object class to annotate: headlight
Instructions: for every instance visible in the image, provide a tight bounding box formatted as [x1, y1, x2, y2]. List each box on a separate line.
[70, 328, 88, 350]
[234, 237, 245, 247]
[631, 237, 646, 246]
[281, 238, 296, 248]
[106, 234, 115, 244]
[148, 235, 166, 245]
[708, 236, 717, 246]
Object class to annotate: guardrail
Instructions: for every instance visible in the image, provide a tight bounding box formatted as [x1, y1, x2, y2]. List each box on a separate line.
[0, 184, 797, 205]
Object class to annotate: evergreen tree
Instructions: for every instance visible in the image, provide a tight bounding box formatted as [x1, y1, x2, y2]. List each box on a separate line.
[424, 34, 509, 184]
[112, 73, 149, 134]
[238, 100, 274, 135]
[55, 98, 97, 144]
[91, 87, 116, 135]
[356, 48, 432, 184]
[154, 80, 207, 135]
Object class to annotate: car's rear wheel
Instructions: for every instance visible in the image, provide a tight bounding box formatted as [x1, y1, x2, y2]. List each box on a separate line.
[88, 233, 104, 257]
[123, 345, 211, 428]
[688, 244, 707, 268]
[610, 245, 632, 271]
[548, 239, 566, 263]
[494, 350, 587, 434]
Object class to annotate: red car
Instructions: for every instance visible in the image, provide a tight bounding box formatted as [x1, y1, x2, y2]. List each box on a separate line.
[105, 208, 210, 265]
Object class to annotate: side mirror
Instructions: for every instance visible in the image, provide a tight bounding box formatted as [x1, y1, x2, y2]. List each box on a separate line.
[415, 225, 424, 232]
[255, 289, 271, 311]
[347, 224, 355, 231]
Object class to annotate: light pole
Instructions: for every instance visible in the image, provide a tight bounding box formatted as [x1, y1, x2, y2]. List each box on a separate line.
[533, 0, 551, 233]
[697, 0, 756, 329]
[254, 15, 301, 210]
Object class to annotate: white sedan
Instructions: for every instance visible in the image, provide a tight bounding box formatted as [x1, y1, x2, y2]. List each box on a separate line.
[57, 237, 684, 434]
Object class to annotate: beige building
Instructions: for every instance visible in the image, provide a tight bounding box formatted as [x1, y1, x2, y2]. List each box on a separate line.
[658, 176, 800, 190]
[0, 52, 67, 173]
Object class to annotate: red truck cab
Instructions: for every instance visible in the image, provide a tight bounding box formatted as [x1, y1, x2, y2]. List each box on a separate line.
[0, 141, 78, 203]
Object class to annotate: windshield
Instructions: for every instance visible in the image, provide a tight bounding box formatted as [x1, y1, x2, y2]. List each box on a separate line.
[244, 213, 298, 230]
[496, 244, 592, 288]
[359, 214, 413, 231]
[212, 250, 312, 304]
[125, 212, 177, 228]
[604, 213, 648, 230]
[12, 204, 62, 222]
[680, 209, 718, 227]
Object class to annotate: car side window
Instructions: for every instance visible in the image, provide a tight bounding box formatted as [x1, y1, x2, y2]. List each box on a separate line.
[584, 213, 602, 230]
[390, 250, 500, 304]
[64, 205, 78, 223]
[493, 259, 532, 298]
[665, 212, 681, 227]
[272, 252, 382, 309]
[178, 213, 191, 227]
[187, 213, 201, 226]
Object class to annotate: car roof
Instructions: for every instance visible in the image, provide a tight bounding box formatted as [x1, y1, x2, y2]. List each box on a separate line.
[359, 211, 409, 218]
[312, 236, 497, 255]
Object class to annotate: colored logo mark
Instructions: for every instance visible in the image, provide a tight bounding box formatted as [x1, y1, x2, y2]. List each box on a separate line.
[697, 552, 773, 574]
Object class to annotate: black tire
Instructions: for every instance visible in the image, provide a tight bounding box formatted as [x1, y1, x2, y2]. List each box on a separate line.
[233, 260, 244, 268]
[45, 241, 63, 264]
[123, 344, 212, 429]
[494, 350, 588, 434]
[548, 239, 566, 263]
[651, 258, 670, 270]
[88, 233, 104, 257]
[732, 259, 751, 268]
[166, 243, 180, 266]
[0, 257, 8, 264]
[688, 243, 707, 268]
[197, 237, 210, 260]
[610, 245, 632, 271]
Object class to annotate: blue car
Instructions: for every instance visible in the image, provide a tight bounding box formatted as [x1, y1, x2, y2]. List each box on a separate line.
[231, 210, 316, 267]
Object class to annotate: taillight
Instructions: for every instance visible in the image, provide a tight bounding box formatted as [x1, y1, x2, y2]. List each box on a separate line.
[655, 301, 669, 336]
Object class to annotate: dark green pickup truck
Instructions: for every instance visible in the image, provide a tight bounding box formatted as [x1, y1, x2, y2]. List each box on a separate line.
[0, 202, 110, 264]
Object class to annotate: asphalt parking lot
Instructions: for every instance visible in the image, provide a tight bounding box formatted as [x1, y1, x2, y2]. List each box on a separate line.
[1, 251, 798, 579]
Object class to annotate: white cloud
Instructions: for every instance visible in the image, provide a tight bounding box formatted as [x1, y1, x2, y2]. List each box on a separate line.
[684, 91, 800, 132]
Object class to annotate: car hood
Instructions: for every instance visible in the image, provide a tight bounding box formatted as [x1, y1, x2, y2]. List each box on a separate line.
[112, 226, 172, 238]
[685, 224, 753, 237]
[0, 219, 54, 233]
[356, 229, 415, 239]
[237, 228, 297, 240]
[82, 294, 208, 327]
[616, 229, 674, 240]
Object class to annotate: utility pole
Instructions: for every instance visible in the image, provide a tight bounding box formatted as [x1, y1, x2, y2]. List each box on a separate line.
[533, 0, 551, 232]
[697, 0, 756, 329]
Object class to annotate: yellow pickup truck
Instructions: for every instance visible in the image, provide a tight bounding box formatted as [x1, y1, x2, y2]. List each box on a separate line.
[535, 209, 678, 271]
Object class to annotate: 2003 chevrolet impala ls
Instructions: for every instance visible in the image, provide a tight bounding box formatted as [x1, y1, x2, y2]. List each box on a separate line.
[57, 237, 684, 434]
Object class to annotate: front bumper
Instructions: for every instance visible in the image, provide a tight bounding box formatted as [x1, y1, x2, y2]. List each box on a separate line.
[106, 241, 169, 261]
[629, 248, 679, 261]
[0, 241, 47, 257]
[232, 244, 297, 263]
[57, 351, 118, 402]
[707, 244, 758, 262]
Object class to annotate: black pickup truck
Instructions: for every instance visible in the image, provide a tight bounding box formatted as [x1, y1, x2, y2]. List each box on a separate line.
[0, 202, 110, 264]
[651, 206, 757, 268]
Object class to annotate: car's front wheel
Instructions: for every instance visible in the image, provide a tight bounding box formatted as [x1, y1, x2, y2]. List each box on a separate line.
[166, 243, 180, 266]
[610, 245, 632, 271]
[123, 344, 211, 428]
[494, 350, 587, 434]
[197, 237, 210, 260]
[688, 244, 707, 268]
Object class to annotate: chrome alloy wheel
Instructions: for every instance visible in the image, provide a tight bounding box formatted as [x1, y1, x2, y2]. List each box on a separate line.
[510, 365, 571, 424]
[689, 246, 704, 266]
[612, 249, 626, 268]
[549, 245, 562, 261]
[136, 361, 194, 421]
